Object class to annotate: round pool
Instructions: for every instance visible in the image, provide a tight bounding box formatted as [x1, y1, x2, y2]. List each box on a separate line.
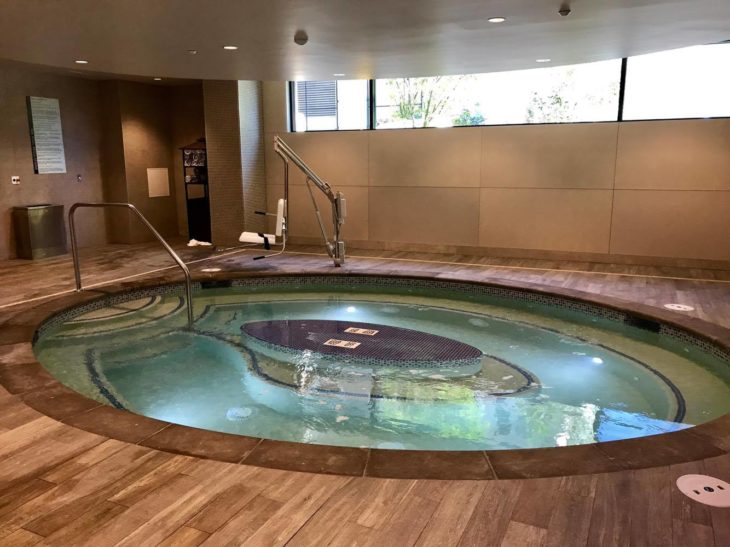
[33, 275, 730, 451]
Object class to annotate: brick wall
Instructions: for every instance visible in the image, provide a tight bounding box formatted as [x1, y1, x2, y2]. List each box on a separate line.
[238, 81, 266, 233]
[203, 80, 266, 244]
[203, 81, 245, 245]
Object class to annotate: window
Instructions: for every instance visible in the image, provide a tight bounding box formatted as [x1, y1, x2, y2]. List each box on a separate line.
[622, 43, 730, 120]
[291, 80, 370, 131]
[374, 60, 622, 128]
[289, 44, 730, 131]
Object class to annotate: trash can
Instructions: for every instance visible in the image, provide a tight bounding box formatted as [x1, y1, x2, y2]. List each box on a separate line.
[12, 204, 67, 259]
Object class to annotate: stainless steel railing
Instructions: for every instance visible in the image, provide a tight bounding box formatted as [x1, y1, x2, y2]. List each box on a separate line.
[68, 202, 194, 328]
[273, 136, 346, 266]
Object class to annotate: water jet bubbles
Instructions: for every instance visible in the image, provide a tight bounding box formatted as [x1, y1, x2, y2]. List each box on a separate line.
[377, 441, 405, 449]
[336, 415, 349, 423]
[226, 407, 253, 421]
[468, 318, 489, 327]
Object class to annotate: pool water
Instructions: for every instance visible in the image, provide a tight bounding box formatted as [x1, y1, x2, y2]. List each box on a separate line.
[34, 278, 730, 451]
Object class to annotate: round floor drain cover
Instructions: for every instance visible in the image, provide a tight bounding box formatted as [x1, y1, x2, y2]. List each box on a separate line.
[664, 303, 695, 312]
[676, 474, 730, 507]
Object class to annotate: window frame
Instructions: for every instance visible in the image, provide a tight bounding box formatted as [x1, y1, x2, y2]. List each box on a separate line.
[289, 80, 373, 132]
[287, 43, 730, 132]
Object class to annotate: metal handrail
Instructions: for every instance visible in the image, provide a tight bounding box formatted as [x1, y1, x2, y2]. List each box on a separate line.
[68, 203, 194, 328]
[273, 136, 346, 266]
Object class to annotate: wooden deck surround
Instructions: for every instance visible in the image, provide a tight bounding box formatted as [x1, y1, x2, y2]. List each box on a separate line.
[0, 242, 728, 546]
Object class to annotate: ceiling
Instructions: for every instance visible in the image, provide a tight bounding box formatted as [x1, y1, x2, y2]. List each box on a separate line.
[0, 0, 729, 81]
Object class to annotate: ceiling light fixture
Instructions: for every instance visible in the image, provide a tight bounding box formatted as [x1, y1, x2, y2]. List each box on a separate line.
[488, 17, 506, 23]
[74, 59, 89, 64]
[153, 77, 162, 81]
[536, 58, 551, 63]
[188, 49, 198, 55]
[333, 73, 345, 77]
[223, 45, 238, 50]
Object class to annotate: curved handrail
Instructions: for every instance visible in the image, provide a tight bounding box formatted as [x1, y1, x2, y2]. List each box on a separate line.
[68, 202, 194, 329]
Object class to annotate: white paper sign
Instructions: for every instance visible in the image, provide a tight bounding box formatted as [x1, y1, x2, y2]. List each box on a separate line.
[27, 97, 67, 174]
[147, 168, 170, 198]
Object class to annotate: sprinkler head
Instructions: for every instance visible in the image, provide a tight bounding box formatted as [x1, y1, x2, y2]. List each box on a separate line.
[294, 30, 309, 46]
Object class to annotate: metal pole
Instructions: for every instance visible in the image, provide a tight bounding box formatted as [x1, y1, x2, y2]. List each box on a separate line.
[68, 202, 194, 329]
[69, 203, 82, 291]
[274, 136, 346, 267]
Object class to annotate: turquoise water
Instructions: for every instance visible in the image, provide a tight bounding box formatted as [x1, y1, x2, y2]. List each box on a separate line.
[33, 280, 730, 450]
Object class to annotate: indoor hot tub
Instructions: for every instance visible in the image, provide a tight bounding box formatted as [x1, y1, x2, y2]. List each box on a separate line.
[33, 275, 730, 452]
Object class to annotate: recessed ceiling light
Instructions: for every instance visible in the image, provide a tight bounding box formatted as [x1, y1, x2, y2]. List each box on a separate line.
[223, 45, 238, 50]
[536, 58, 552, 63]
[333, 73, 346, 77]
[488, 17, 506, 23]
[188, 49, 198, 55]
[153, 77, 162, 81]
[74, 60, 89, 65]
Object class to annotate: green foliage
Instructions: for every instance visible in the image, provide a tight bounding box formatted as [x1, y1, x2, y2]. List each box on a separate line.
[525, 77, 580, 123]
[386, 76, 467, 127]
[453, 107, 485, 126]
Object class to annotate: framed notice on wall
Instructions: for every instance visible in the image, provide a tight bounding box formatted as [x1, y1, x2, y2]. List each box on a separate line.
[26, 96, 67, 174]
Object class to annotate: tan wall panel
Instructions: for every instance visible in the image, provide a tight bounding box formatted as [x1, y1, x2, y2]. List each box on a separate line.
[262, 81, 289, 134]
[118, 82, 178, 243]
[481, 123, 618, 189]
[610, 190, 730, 261]
[615, 119, 730, 191]
[264, 131, 368, 187]
[267, 184, 369, 241]
[369, 187, 479, 245]
[479, 189, 613, 253]
[369, 128, 481, 187]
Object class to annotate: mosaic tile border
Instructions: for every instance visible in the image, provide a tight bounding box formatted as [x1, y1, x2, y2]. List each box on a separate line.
[33, 275, 730, 366]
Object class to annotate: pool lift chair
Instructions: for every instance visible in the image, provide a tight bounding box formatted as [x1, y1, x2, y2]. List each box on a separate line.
[240, 136, 347, 267]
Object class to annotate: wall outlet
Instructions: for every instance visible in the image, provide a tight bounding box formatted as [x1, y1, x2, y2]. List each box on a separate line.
[11, 176, 20, 185]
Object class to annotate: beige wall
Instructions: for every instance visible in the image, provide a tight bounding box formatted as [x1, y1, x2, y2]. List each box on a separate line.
[0, 62, 204, 258]
[203, 81, 267, 245]
[100, 81, 200, 244]
[0, 63, 107, 260]
[117, 82, 179, 242]
[263, 100, 730, 263]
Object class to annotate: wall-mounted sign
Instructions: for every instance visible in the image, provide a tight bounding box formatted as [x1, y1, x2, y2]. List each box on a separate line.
[147, 167, 170, 197]
[26, 96, 67, 174]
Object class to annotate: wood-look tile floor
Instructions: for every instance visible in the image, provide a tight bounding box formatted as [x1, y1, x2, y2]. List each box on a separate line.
[1, 243, 729, 546]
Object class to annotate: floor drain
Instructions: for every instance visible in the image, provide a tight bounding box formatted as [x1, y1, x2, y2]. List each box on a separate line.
[664, 303, 695, 312]
[676, 474, 730, 507]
